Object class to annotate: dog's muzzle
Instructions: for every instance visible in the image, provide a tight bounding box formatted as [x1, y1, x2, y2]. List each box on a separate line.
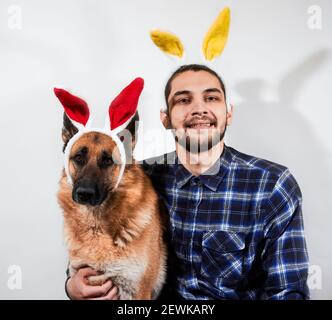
[72, 180, 105, 206]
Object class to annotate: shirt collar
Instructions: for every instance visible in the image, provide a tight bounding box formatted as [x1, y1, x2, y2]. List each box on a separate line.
[174, 144, 233, 191]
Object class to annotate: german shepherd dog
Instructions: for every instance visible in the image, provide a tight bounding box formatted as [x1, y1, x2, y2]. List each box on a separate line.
[54, 78, 167, 299]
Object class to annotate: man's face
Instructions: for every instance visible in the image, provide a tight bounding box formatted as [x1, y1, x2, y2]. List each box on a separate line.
[164, 70, 232, 153]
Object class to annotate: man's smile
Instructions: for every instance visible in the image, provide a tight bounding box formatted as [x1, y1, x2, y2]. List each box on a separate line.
[187, 123, 214, 129]
[185, 118, 217, 130]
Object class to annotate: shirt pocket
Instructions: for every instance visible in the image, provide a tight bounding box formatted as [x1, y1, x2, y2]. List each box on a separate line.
[201, 230, 246, 284]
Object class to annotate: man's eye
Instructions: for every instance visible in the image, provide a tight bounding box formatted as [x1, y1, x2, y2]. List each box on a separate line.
[205, 96, 219, 102]
[176, 98, 190, 105]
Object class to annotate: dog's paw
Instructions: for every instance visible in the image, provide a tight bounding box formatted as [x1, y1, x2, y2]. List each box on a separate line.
[87, 274, 108, 286]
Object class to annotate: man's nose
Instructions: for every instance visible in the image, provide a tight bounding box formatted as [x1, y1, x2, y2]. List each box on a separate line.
[190, 101, 208, 116]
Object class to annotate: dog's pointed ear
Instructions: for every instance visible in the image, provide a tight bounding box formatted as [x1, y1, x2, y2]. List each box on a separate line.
[54, 88, 90, 151]
[62, 112, 79, 152]
[117, 112, 139, 161]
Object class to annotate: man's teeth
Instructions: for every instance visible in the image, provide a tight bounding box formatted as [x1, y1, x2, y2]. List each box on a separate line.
[189, 123, 213, 128]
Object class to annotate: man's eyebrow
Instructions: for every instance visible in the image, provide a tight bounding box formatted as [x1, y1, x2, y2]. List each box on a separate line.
[203, 88, 222, 94]
[169, 90, 192, 106]
[172, 90, 191, 98]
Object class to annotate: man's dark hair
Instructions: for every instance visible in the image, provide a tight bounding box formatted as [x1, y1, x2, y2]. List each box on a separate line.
[164, 64, 226, 113]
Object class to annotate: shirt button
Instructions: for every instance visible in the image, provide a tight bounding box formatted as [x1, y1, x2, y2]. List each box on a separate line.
[191, 177, 202, 187]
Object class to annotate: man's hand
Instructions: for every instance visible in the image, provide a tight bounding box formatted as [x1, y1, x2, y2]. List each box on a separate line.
[66, 267, 119, 300]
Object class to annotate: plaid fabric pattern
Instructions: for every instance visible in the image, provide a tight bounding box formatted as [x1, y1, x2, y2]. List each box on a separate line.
[142, 144, 309, 300]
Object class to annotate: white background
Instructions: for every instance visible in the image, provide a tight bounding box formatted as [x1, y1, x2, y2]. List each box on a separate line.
[0, 0, 331, 299]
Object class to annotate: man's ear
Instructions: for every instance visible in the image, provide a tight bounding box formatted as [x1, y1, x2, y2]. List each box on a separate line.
[226, 103, 234, 126]
[62, 112, 78, 152]
[160, 109, 171, 129]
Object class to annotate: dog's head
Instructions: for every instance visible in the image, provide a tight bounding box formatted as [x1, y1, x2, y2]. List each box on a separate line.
[54, 78, 143, 206]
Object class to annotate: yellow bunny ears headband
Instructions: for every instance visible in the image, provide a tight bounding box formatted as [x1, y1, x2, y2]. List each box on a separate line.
[150, 7, 231, 61]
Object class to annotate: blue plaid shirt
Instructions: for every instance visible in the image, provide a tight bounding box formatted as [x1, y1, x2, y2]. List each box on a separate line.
[142, 144, 309, 300]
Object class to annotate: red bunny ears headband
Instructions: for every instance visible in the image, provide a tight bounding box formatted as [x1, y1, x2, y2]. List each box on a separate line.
[54, 77, 144, 188]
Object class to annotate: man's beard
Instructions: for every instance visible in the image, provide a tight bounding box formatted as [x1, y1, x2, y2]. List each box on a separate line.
[174, 124, 227, 154]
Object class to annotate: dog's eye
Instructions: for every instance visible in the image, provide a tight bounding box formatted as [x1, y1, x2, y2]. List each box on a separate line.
[72, 154, 85, 166]
[99, 153, 113, 168]
[102, 157, 113, 166]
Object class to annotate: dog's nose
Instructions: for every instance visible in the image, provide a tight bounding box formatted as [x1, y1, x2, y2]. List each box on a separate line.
[75, 187, 97, 205]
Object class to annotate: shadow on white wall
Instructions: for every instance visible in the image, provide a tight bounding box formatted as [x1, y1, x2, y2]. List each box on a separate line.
[230, 49, 331, 299]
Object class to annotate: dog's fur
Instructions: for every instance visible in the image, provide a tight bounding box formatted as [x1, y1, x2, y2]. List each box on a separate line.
[57, 113, 167, 299]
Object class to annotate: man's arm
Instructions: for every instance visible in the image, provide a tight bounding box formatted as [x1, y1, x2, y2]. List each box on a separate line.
[260, 169, 310, 300]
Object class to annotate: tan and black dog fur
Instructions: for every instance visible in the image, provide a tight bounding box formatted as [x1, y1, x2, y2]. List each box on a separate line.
[57, 113, 167, 299]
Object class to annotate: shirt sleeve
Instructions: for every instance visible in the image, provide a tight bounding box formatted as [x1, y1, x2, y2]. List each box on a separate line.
[260, 169, 310, 300]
